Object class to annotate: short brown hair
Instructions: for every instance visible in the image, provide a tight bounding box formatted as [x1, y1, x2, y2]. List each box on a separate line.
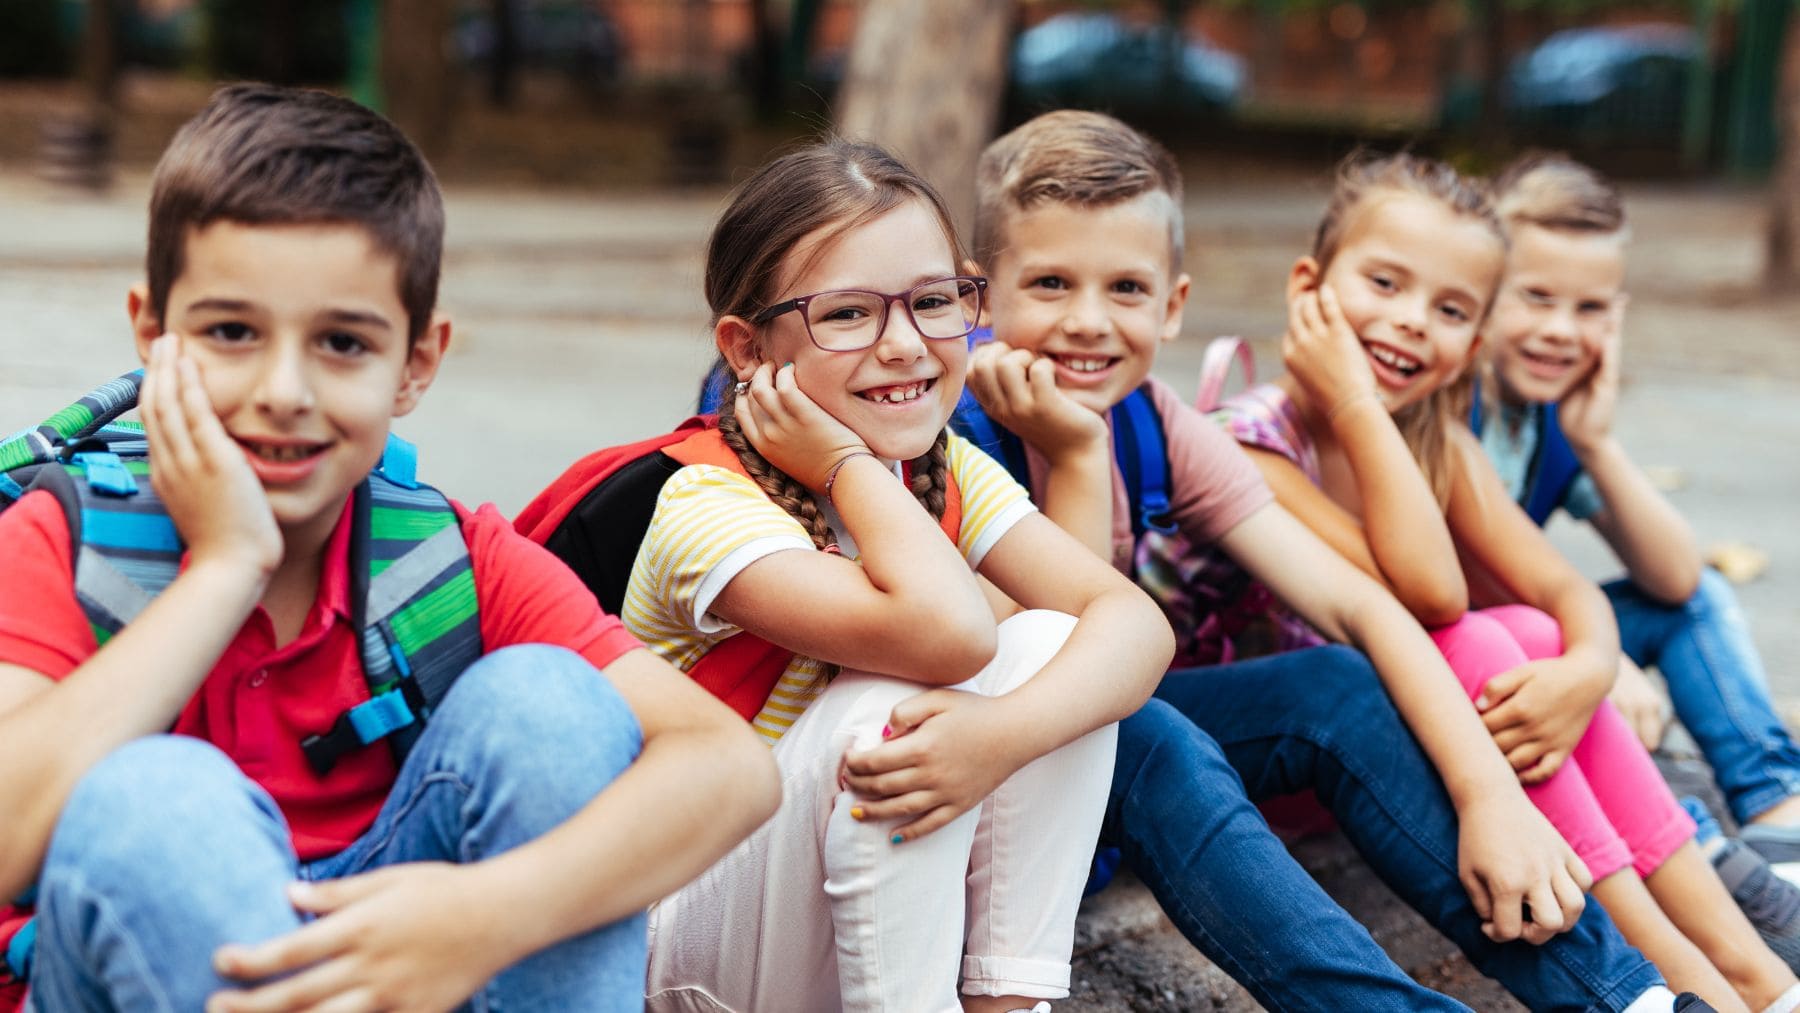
[1492, 152, 1626, 237]
[147, 83, 444, 340]
[973, 110, 1184, 274]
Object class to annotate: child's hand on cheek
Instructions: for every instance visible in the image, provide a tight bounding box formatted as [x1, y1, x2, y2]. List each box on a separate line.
[736, 361, 872, 492]
[1555, 318, 1622, 455]
[967, 340, 1107, 463]
[1284, 284, 1378, 424]
[140, 335, 283, 579]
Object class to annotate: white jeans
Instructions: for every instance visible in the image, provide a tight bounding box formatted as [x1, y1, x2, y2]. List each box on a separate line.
[646, 610, 1117, 1013]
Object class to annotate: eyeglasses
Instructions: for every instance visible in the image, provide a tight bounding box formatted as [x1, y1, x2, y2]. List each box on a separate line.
[751, 276, 987, 353]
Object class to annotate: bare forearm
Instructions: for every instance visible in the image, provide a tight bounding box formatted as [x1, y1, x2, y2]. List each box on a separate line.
[832, 454, 991, 629]
[0, 560, 262, 895]
[1578, 437, 1700, 603]
[1332, 400, 1467, 623]
[463, 724, 780, 966]
[1037, 443, 1115, 561]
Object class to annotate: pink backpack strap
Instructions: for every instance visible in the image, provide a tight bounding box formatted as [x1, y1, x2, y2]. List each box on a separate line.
[1196, 337, 1255, 412]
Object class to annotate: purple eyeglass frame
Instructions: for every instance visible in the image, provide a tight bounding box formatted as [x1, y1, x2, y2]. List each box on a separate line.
[749, 275, 988, 352]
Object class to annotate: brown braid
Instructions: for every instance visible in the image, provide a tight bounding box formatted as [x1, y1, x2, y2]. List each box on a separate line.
[908, 429, 950, 521]
[716, 379, 839, 552]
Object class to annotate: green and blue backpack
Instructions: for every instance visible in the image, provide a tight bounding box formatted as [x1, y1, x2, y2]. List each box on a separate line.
[0, 368, 484, 774]
[0, 369, 484, 983]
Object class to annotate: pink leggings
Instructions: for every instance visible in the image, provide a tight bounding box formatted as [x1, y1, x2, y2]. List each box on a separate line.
[1431, 605, 1695, 882]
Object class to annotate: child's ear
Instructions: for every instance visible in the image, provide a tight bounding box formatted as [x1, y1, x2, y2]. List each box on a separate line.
[127, 283, 163, 361]
[1162, 272, 1192, 343]
[1286, 257, 1322, 303]
[715, 315, 761, 378]
[393, 313, 451, 417]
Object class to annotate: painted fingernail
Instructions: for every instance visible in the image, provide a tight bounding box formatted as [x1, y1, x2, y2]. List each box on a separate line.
[881, 724, 891, 738]
[850, 806, 865, 821]
[890, 833, 904, 845]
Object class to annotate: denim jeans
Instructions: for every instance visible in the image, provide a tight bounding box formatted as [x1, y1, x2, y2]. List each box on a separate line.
[27, 644, 647, 1013]
[1610, 569, 1800, 824]
[1103, 644, 1662, 1013]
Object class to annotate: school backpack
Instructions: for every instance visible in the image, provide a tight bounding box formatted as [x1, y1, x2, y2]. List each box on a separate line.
[514, 416, 963, 724]
[0, 369, 483, 777]
[1467, 384, 1582, 527]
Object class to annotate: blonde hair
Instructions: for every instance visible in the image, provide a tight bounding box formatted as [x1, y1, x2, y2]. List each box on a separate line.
[1312, 152, 1506, 506]
[705, 139, 955, 552]
[973, 110, 1184, 274]
[1492, 151, 1627, 238]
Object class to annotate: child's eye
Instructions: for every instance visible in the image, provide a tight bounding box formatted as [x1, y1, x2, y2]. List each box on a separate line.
[204, 322, 254, 343]
[1368, 273, 1397, 292]
[1524, 288, 1554, 305]
[1438, 303, 1470, 323]
[322, 331, 369, 356]
[1112, 279, 1147, 296]
[1577, 300, 1608, 315]
[1030, 275, 1067, 291]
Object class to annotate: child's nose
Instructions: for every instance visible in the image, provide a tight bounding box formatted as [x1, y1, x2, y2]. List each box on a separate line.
[873, 303, 927, 362]
[1061, 290, 1111, 338]
[253, 341, 316, 417]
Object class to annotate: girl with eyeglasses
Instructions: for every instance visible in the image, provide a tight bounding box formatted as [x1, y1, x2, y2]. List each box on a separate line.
[610, 140, 1172, 1012]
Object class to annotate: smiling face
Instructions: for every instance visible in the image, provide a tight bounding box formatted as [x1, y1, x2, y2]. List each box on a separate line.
[1485, 223, 1626, 405]
[131, 220, 443, 551]
[983, 194, 1188, 414]
[732, 199, 968, 462]
[1306, 191, 1504, 413]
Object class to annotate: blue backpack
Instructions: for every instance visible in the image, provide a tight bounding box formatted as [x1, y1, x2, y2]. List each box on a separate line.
[0, 371, 485, 983]
[1467, 385, 1582, 527]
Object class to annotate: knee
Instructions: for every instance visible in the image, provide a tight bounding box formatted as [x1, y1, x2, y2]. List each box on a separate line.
[980, 610, 1078, 695]
[1431, 611, 1529, 690]
[1689, 567, 1739, 619]
[1115, 700, 1237, 800]
[48, 736, 274, 884]
[430, 645, 643, 787]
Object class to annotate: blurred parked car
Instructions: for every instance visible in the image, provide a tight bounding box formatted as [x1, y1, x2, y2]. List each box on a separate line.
[456, 0, 625, 93]
[1506, 24, 1696, 145]
[1010, 12, 1246, 116]
[1442, 23, 1698, 149]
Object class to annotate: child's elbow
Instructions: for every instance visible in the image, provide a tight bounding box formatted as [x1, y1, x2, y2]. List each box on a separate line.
[1408, 591, 1468, 631]
[938, 618, 999, 683]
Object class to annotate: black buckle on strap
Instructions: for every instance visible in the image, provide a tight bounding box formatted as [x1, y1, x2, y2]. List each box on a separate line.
[300, 711, 364, 777]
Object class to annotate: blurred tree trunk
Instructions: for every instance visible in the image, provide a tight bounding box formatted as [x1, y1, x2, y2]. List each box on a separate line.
[1767, 12, 1800, 288]
[745, 0, 783, 118]
[488, 0, 519, 107]
[381, 0, 453, 157]
[836, 0, 1012, 236]
[1473, 0, 1509, 154]
[262, 0, 300, 84]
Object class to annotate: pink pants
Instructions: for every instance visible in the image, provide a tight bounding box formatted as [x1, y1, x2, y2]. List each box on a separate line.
[1431, 605, 1695, 882]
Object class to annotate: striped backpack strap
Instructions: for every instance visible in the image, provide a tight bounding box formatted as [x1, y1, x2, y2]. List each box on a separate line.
[302, 436, 482, 776]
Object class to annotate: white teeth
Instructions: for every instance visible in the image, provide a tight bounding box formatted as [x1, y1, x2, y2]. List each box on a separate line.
[1059, 357, 1112, 373]
[1367, 345, 1421, 375]
[867, 381, 926, 403]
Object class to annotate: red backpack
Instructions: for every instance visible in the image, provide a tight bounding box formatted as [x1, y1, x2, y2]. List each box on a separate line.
[517, 416, 962, 722]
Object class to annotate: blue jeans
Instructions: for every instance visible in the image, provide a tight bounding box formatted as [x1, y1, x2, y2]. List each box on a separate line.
[1610, 569, 1800, 824]
[27, 644, 647, 1012]
[1103, 644, 1661, 1013]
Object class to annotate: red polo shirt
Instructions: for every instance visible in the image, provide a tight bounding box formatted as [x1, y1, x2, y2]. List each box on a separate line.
[0, 489, 642, 1005]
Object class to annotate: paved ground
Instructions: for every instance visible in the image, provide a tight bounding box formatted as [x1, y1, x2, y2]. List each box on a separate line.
[2, 166, 1795, 1009]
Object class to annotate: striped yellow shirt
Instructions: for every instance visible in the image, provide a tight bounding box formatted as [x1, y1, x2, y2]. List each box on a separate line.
[623, 433, 1034, 743]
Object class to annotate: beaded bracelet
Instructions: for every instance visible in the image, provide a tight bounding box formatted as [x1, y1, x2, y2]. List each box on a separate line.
[823, 452, 878, 506]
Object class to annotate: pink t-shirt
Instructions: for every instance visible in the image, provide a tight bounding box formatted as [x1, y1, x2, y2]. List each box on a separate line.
[1022, 375, 1273, 576]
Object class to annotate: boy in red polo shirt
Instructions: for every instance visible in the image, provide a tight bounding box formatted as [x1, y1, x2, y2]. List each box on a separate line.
[0, 84, 777, 1012]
